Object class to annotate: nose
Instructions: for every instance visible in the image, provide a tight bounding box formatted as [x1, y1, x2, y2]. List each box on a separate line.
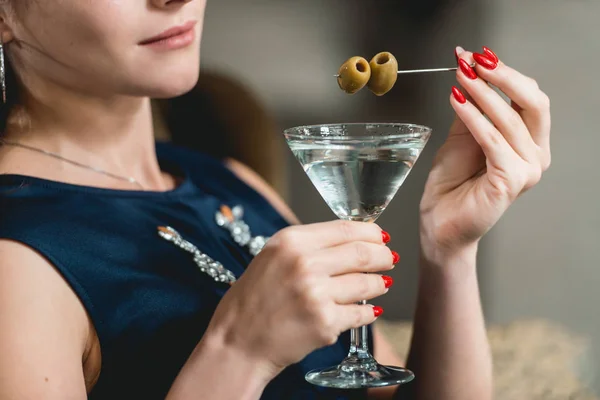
[150, 0, 194, 9]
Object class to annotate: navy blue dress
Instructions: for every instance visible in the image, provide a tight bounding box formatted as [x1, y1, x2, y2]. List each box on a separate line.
[0, 142, 371, 399]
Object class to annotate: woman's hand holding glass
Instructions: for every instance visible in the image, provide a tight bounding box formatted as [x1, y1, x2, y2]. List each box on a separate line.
[204, 220, 397, 378]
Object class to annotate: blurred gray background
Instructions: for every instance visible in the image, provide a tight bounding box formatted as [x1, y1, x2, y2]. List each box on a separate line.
[199, 0, 600, 394]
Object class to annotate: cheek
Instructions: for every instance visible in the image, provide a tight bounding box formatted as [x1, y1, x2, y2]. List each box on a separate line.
[9, 0, 202, 97]
[16, 1, 133, 57]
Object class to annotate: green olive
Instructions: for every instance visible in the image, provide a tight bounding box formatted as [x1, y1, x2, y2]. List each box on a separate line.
[337, 56, 371, 94]
[367, 52, 398, 96]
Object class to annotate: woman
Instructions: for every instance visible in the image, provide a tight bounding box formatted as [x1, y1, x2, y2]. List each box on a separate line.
[0, 1, 551, 400]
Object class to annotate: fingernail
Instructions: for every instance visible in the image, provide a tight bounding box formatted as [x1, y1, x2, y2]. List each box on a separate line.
[459, 58, 477, 79]
[454, 46, 465, 64]
[452, 86, 467, 104]
[381, 230, 391, 244]
[373, 306, 384, 317]
[391, 251, 400, 264]
[473, 52, 498, 70]
[482, 46, 499, 63]
[382, 275, 394, 288]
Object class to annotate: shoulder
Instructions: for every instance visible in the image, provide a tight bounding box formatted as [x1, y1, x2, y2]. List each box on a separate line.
[0, 240, 90, 348]
[0, 239, 91, 397]
[224, 158, 299, 225]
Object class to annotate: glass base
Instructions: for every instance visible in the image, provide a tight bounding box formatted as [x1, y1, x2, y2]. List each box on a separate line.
[305, 354, 414, 389]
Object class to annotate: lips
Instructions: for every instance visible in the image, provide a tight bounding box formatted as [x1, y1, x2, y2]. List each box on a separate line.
[139, 20, 197, 45]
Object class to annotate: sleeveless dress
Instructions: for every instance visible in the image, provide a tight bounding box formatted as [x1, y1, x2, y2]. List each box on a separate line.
[0, 142, 372, 400]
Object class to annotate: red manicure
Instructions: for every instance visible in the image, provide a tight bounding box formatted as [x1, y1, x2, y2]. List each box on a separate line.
[454, 48, 460, 64]
[452, 86, 467, 104]
[482, 46, 499, 63]
[373, 306, 384, 317]
[391, 251, 400, 264]
[459, 58, 477, 80]
[382, 275, 394, 288]
[473, 53, 497, 70]
[381, 231, 391, 244]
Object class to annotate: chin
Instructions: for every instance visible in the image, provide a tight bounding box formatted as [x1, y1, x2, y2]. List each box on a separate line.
[127, 56, 201, 99]
[147, 69, 201, 99]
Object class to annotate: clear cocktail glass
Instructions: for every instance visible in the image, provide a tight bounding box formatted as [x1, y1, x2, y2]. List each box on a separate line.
[283, 123, 431, 389]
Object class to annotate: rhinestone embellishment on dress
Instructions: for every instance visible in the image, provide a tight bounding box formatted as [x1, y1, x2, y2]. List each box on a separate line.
[158, 226, 237, 285]
[215, 205, 270, 256]
[157, 205, 271, 286]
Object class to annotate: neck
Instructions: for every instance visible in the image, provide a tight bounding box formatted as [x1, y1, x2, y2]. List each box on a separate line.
[3, 73, 168, 189]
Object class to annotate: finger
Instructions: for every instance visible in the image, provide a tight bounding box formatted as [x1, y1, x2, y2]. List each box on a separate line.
[337, 304, 381, 332]
[457, 51, 538, 162]
[440, 48, 487, 180]
[448, 59, 482, 140]
[330, 273, 390, 304]
[312, 241, 396, 276]
[471, 47, 551, 154]
[454, 47, 483, 114]
[450, 87, 516, 168]
[273, 219, 387, 251]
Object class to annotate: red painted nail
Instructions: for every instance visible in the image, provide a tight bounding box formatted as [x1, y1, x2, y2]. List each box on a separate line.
[373, 306, 384, 317]
[482, 46, 499, 63]
[459, 58, 477, 79]
[391, 251, 400, 264]
[382, 275, 394, 288]
[451, 86, 466, 104]
[454, 48, 460, 64]
[473, 53, 497, 70]
[381, 230, 391, 244]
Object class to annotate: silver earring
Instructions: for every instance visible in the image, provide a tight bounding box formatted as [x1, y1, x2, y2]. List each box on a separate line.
[0, 42, 6, 104]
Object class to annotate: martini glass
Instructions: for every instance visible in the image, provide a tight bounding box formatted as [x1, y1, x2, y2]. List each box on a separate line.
[283, 122, 431, 389]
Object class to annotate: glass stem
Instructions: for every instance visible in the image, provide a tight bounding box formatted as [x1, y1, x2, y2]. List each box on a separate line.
[348, 299, 371, 359]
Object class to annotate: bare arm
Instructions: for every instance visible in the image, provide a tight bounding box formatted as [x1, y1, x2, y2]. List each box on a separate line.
[395, 247, 491, 400]
[396, 46, 551, 399]
[0, 240, 90, 400]
[166, 331, 275, 400]
[0, 240, 274, 400]
[363, 248, 491, 400]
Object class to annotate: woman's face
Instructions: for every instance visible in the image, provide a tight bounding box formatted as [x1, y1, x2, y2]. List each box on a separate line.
[3, 0, 207, 98]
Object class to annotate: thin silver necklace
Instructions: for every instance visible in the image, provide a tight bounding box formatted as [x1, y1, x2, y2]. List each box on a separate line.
[0, 138, 144, 189]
